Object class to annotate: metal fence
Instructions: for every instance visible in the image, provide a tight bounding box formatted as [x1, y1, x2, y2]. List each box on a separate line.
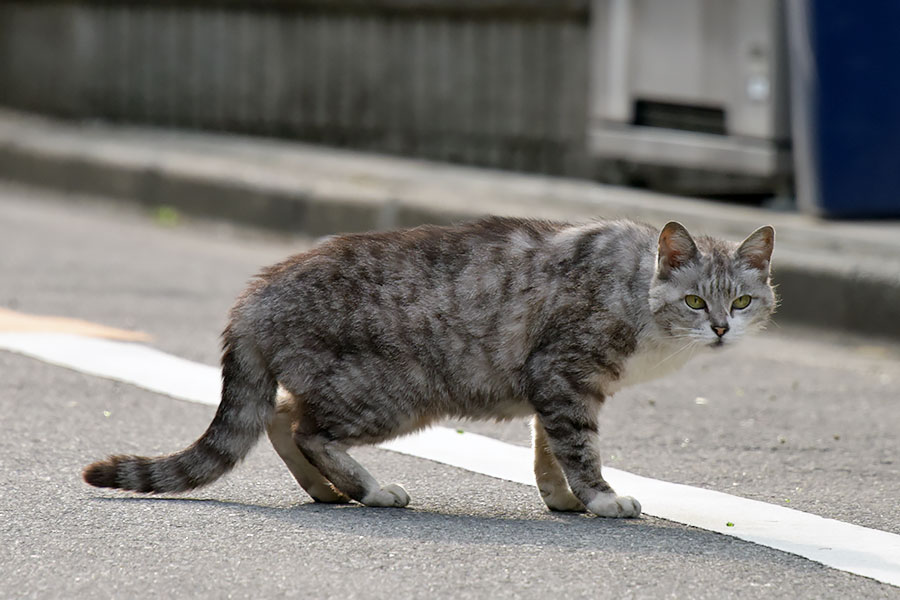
[0, 1, 591, 176]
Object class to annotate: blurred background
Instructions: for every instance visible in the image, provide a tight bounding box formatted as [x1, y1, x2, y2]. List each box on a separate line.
[1, 0, 898, 218]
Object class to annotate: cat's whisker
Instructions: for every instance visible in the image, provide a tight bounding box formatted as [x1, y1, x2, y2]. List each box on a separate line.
[663, 328, 699, 343]
[653, 339, 700, 370]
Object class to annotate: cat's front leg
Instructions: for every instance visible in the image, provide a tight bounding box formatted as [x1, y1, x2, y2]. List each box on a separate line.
[529, 383, 641, 518]
[532, 417, 585, 512]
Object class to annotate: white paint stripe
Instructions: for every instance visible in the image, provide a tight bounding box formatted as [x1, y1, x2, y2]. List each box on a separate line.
[2, 331, 899, 587]
[0, 333, 221, 406]
[383, 429, 900, 587]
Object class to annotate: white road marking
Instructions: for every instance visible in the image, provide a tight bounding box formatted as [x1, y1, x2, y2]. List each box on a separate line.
[384, 430, 900, 587]
[0, 307, 152, 341]
[0, 332, 220, 405]
[2, 331, 899, 587]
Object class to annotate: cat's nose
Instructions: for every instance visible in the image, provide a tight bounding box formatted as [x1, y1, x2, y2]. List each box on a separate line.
[712, 324, 729, 337]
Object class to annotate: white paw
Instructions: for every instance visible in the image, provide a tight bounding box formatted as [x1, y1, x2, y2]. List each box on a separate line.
[361, 483, 410, 508]
[586, 493, 641, 518]
[539, 486, 586, 512]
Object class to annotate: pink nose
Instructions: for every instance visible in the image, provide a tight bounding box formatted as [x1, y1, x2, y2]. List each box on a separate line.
[713, 325, 729, 337]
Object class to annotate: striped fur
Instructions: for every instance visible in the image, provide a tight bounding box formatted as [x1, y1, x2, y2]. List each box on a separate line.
[83, 217, 775, 515]
[82, 324, 276, 493]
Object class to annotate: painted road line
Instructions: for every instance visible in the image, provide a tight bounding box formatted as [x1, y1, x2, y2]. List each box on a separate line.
[0, 307, 152, 341]
[383, 429, 900, 588]
[0, 332, 220, 405]
[1, 331, 898, 588]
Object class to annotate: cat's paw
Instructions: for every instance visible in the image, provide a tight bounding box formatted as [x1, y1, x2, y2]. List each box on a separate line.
[586, 493, 642, 518]
[308, 483, 352, 504]
[361, 484, 410, 508]
[539, 486, 586, 512]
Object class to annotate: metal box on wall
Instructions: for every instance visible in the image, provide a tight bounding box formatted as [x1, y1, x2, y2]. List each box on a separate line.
[587, 0, 792, 193]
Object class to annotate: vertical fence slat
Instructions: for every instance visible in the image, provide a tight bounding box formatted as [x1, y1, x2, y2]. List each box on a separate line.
[186, 6, 201, 129]
[359, 13, 379, 149]
[260, 11, 279, 135]
[286, 12, 304, 136]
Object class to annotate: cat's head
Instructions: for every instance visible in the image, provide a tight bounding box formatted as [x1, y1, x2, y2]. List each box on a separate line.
[648, 222, 776, 348]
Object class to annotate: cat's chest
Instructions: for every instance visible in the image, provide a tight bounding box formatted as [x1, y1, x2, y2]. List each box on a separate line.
[601, 341, 698, 395]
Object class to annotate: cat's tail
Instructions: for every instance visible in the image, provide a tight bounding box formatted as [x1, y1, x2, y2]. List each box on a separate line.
[82, 325, 276, 494]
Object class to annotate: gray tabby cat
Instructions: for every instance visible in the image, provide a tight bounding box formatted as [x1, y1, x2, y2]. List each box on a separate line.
[84, 217, 775, 518]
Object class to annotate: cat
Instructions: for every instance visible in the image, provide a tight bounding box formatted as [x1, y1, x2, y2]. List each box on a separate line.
[83, 217, 775, 518]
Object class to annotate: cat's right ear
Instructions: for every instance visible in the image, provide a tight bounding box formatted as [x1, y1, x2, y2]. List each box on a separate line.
[656, 221, 698, 279]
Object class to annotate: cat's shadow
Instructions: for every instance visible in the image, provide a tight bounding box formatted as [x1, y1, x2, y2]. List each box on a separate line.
[92, 494, 725, 555]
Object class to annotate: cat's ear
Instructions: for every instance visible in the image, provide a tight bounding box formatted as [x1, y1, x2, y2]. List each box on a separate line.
[656, 221, 698, 279]
[735, 225, 775, 275]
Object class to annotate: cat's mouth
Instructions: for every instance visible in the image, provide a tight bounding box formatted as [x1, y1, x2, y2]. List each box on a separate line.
[709, 338, 726, 349]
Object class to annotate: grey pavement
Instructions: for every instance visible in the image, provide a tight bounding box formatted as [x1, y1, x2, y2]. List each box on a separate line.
[1, 184, 898, 599]
[1, 108, 899, 339]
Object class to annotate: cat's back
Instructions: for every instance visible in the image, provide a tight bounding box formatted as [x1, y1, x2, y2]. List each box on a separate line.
[232, 217, 555, 337]
[275, 216, 652, 280]
[242, 216, 656, 323]
[238, 216, 655, 356]
[257, 216, 564, 291]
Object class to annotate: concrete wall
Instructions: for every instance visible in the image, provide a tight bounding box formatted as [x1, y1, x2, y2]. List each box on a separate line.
[0, 1, 591, 176]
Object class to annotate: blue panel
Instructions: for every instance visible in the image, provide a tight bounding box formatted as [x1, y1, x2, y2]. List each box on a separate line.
[798, 1, 900, 217]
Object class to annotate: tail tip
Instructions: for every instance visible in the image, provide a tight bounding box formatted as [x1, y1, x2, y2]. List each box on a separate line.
[83, 460, 120, 489]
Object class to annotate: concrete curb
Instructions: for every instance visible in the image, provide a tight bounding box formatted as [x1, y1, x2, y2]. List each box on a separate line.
[2, 109, 899, 340]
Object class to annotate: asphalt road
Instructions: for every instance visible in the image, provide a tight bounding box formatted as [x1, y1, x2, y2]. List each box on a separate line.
[1, 181, 898, 599]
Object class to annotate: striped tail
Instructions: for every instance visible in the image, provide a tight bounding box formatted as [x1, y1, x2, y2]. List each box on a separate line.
[82, 331, 276, 493]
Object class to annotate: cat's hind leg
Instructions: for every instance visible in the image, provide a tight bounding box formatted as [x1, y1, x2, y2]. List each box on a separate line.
[532, 417, 585, 512]
[267, 390, 350, 503]
[291, 423, 410, 508]
[276, 372, 411, 508]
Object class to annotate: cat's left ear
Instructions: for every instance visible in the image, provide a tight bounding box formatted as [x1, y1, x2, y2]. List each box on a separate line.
[735, 225, 775, 275]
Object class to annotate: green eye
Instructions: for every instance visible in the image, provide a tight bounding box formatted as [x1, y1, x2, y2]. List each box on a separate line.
[732, 295, 752, 310]
[684, 295, 707, 310]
